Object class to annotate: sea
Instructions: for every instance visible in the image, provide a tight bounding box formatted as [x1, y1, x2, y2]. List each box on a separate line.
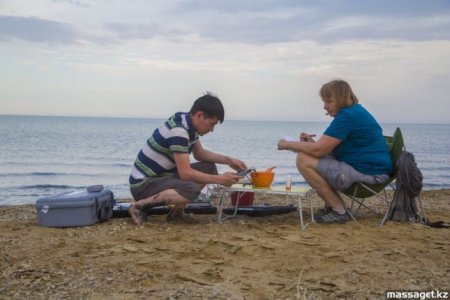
[1, 114, 449, 205]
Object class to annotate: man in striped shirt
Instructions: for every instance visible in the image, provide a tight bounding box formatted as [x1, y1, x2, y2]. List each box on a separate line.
[128, 93, 247, 225]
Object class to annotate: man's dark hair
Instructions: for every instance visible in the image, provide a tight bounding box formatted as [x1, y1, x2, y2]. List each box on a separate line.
[190, 92, 225, 123]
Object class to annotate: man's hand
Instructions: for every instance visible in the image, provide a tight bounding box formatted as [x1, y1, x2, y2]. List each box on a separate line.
[227, 157, 247, 171]
[218, 172, 242, 187]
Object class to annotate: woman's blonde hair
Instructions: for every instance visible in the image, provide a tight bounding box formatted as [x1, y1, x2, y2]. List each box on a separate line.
[319, 79, 359, 108]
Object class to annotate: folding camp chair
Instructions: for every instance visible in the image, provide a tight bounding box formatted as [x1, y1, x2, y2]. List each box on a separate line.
[341, 128, 404, 226]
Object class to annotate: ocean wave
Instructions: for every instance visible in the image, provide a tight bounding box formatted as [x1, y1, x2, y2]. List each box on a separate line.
[425, 174, 450, 180]
[419, 166, 450, 172]
[0, 172, 123, 178]
[17, 184, 84, 190]
[0, 172, 59, 177]
[0, 161, 131, 168]
[0, 172, 77, 177]
[273, 179, 309, 186]
[30, 172, 59, 176]
[422, 183, 450, 189]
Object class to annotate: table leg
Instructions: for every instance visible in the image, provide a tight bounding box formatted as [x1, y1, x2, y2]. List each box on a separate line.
[218, 190, 243, 222]
[298, 195, 305, 230]
[218, 187, 315, 230]
[230, 191, 241, 218]
[307, 189, 316, 224]
[298, 191, 317, 230]
[217, 189, 226, 223]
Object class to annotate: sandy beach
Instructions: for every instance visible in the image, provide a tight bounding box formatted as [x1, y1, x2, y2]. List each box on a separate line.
[0, 190, 449, 299]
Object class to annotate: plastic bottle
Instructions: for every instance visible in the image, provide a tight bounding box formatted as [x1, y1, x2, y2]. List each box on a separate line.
[286, 176, 292, 191]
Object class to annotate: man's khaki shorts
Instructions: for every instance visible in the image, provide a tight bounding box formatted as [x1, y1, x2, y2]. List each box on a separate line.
[130, 162, 218, 201]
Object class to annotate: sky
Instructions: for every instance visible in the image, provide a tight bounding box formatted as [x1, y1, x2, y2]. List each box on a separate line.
[1, 0, 450, 123]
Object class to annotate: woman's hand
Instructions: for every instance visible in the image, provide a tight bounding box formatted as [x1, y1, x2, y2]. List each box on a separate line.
[277, 139, 290, 150]
[300, 132, 316, 142]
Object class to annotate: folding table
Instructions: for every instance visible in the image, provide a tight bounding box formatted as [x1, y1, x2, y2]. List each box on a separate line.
[217, 184, 316, 230]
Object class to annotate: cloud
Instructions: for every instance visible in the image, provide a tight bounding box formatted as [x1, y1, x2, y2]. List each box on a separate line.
[177, 0, 450, 17]
[106, 22, 187, 41]
[52, 0, 91, 8]
[172, 1, 450, 44]
[0, 15, 78, 43]
[182, 14, 446, 45]
[2, 1, 449, 46]
[178, 0, 302, 13]
[194, 12, 450, 44]
[0, 0, 450, 123]
[316, 15, 450, 43]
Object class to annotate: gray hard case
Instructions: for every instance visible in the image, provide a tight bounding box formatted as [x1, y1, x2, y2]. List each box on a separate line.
[35, 189, 114, 227]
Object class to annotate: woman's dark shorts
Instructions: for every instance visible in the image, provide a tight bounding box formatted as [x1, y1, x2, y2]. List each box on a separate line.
[130, 162, 218, 201]
[317, 156, 390, 191]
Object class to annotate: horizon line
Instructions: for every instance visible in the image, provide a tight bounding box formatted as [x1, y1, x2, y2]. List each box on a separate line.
[0, 113, 449, 126]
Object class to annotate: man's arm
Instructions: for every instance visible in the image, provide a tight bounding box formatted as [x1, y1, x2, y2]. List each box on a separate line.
[192, 140, 247, 171]
[173, 152, 241, 186]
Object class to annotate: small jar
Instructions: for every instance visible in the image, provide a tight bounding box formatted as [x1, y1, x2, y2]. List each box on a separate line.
[286, 176, 292, 191]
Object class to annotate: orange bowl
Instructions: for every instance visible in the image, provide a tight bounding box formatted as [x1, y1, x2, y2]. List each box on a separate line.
[250, 171, 275, 187]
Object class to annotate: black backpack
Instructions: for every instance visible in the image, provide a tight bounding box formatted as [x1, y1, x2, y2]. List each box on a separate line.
[388, 151, 448, 228]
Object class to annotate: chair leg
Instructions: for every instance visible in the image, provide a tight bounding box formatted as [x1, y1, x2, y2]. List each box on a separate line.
[378, 188, 392, 227]
[379, 201, 391, 227]
[349, 185, 364, 216]
[337, 193, 357, 222]
[354, 199, 363, 216]
[353, 198, 379, 215]
[344, 183, 394, 226]
[357, 183, 393, 226]
[416, 195, 427, 223]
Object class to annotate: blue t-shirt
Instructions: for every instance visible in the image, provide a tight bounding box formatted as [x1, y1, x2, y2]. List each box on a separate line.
[324, 104, 393, 175]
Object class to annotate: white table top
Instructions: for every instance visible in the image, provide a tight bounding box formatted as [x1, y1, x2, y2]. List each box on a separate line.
[223, 184, 312, 195]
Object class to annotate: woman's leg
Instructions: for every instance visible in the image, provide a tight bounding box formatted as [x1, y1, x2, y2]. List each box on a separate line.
[296, 153, 345, 211]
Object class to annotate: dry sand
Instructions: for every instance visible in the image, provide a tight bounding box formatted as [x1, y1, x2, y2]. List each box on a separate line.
[0, 190, 449, 299]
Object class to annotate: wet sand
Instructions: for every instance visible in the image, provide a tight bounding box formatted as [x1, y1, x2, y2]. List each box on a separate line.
[0, 190, 449, 299]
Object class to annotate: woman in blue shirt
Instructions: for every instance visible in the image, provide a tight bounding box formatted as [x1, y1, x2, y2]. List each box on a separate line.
[278, 79, 392, 224]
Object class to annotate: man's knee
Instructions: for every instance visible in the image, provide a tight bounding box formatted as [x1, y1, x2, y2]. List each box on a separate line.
[191, 161, 218, 175]
[159, 189, 191, 206]
[171, 181, 202, 203]
[202, 162, 218, 175]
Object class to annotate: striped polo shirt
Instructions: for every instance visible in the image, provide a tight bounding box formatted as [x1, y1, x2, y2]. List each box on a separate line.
[129, 112, 199, 185]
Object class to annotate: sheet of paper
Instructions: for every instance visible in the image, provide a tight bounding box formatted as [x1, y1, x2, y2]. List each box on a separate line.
[283, 136, 297, 142]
